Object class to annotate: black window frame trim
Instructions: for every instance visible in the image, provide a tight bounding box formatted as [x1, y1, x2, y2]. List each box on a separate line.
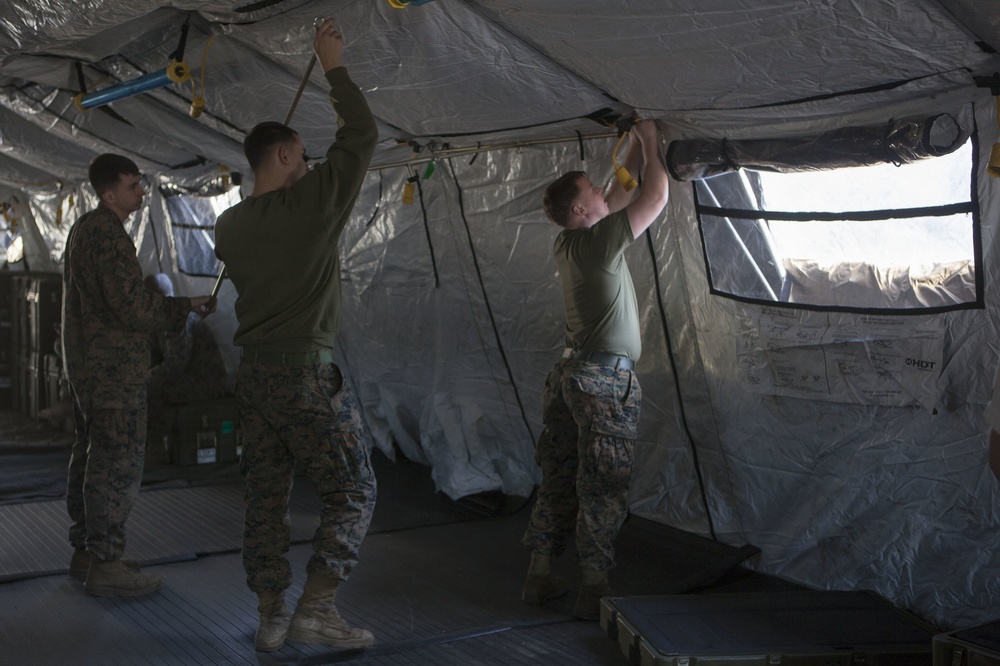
[693, 124, 984, 316]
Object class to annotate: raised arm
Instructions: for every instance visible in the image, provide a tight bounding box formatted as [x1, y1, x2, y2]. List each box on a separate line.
[314, 17, 344, 72]
[305, 18, 378, 234]
[624, 119, 670, 239]
[605, 129, 642, 214]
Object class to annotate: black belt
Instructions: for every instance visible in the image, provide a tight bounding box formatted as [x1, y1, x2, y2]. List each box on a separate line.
[562, 348, 634, 371]
[242, 347, 334, 367]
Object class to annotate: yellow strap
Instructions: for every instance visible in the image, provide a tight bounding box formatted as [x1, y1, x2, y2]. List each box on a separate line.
[612, 132, 637, 191]
[189, 35, 217, 118]
[402, 161, 416, 204]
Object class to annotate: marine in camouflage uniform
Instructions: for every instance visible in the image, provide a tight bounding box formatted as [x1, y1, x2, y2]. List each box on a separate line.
[214, 19, 378, 652]
[62, 154, 205, 595]
[526, 353, 641, 570]
[521, 119, 669, 619]
[235, 358, 375, 589]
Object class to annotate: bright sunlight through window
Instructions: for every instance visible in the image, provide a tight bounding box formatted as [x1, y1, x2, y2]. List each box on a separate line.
[695, 137, 978, 312]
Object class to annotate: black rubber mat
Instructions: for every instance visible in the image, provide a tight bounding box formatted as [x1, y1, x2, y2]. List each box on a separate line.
[0, 452, 478, 582]
[0, 508, 768, 665]
[0, 407, 776, 665]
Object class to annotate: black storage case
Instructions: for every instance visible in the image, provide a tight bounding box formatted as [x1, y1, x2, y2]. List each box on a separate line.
[933, 619, 1000, 665]
[601, 590, 936, 665]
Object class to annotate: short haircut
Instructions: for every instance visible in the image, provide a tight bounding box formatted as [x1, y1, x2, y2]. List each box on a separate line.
[542, 170, 585, 227]
[244, 121, 299, 172]
[89, 153, 139, 196]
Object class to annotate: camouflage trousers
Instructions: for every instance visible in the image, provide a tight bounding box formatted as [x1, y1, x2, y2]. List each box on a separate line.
[236, 359, 377, 594]
[66, 384, 147, 561]
[522, 357, 641, 572]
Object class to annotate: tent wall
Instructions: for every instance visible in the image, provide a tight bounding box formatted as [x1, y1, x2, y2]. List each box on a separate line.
[2, 0, 999, 631]
[335, 140, 699, 509]
[650, 90, 1000, 629]
[331, 88, 1000, 629]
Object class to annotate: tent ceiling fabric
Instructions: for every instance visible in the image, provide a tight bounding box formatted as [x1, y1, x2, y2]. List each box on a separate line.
[0, 0, 997, 190]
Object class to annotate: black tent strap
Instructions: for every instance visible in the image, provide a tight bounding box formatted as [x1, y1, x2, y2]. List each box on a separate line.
[413, 175, 439, 288]
[396, 105, 622, 143]
[74, 62, 86, 94]
[365, 171, 383, 228]
[719, 137, 739, 172]
[169, 222, 215, 230]
[708, 287, 983, 317]
[645, 230, 718, 541]
[168, 16, 191, 63]
[447, 157, 535, 445]
[697, 201, 973, 222]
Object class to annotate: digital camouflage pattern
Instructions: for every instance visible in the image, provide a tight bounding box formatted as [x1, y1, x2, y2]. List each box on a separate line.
[522, 357, 642, 571]
[62, 202, 191, 560]
[236, 360, 376, 594]
[62, 204, 191, 405]
[67, 389, 147, 560]
[66, 387, 88, 550]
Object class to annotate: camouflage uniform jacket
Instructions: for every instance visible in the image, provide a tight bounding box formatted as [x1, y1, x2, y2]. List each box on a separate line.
[62, 203, 192, 407]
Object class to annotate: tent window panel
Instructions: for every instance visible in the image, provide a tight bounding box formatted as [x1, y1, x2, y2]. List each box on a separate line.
[694, 137, 979, 313]
[769, 214, 974, 266]
[164, 188, 239, 277]
[700, 213, 785, 301]
[0, 221, 12, 258]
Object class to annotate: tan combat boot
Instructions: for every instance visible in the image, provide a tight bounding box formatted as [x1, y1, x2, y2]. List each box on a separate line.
[573, 568, 612, 620]
[84, 559, 160, 597]
[255, 590, 293, 652]
[69, 549, 139, 581]
[521, 552, 568, 605]
[287, 574, 374, 649]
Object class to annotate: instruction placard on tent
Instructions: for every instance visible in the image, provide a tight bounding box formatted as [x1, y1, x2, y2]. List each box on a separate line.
[736, 307, 943, 411]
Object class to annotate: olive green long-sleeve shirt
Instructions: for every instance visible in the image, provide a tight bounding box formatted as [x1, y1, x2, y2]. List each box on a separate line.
[215, 67, 378, 353]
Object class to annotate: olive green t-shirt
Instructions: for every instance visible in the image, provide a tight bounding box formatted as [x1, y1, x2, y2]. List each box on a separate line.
[554, 209, 641, 360]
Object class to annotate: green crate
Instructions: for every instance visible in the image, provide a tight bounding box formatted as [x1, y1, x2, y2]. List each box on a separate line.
[168, 397, 239, 466]
[602, 591, 934, 666]
[934, 620, 1000, 666]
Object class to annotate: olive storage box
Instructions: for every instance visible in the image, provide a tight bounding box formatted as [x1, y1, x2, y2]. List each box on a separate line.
[169, 397, 239, 466]
[601, 590, 935, 666]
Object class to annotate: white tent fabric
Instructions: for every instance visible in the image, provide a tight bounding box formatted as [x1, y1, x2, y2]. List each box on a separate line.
[2, 0, 1000, 629]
